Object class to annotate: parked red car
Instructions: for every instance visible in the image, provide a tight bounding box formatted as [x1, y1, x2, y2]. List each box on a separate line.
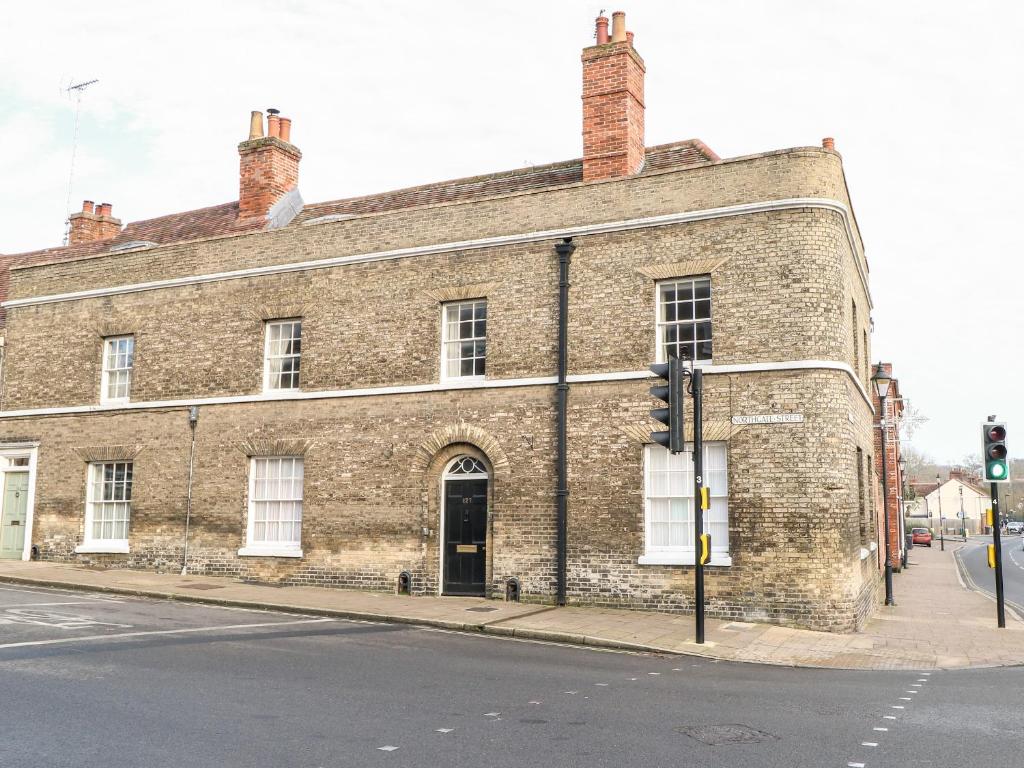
[911, 527, 933, 547]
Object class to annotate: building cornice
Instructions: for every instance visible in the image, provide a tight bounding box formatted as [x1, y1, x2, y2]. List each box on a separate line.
[2, 197, 871, 311]
[0, 359, 873, 419]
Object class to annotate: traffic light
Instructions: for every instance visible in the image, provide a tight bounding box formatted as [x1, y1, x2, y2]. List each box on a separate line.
[650, 356, 684, 453]
[982, 422, 1009, 483]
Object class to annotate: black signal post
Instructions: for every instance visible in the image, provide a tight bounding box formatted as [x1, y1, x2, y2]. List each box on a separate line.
[983, 419, 1009, 628]
[649, 354, 708, 644]
[691, 367, 706, 645]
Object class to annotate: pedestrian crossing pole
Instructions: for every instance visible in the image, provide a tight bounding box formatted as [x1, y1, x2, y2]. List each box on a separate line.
[692, 368, 706, 644]
[990, 484, 1006, 628]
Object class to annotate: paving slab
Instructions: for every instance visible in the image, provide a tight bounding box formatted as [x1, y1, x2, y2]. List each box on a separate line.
[0, 543, 1020, 670]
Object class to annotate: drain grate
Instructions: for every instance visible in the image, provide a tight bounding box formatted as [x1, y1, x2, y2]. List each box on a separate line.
[676, 724, 778, 746]
[465, 606, 499, 613]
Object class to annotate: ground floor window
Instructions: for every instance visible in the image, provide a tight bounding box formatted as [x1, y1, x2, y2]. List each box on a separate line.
[83, 462, 133, 549]
[240, 457, 304, 557]
[639, 442, 730, 566]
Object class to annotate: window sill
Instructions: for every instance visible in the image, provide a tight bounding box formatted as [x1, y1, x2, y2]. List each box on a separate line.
[99, 398, 130, 406]
[262, 388, 301, 398]
[75, 542, 130, 554]
[638, 552, 732, 567]
[441, 375, 486, 386]
[237, 546, 303, 558]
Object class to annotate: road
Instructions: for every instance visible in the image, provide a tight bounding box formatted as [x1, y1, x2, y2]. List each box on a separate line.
[958, 532, 1024, 615]
[0, 582, 1022, 768]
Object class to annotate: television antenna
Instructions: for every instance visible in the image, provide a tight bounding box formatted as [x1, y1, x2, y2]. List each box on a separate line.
[61, 78, 99, 244]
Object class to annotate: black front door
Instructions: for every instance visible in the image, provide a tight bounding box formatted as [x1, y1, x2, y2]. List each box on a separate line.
[443, 478, 487, 595]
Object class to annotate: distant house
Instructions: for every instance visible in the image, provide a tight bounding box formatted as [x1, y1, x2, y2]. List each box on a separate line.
[915, 469, 989, 535]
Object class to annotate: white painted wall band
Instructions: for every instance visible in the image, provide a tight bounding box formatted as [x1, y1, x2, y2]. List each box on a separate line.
[0, 360, 872, 419]
[3, 197, 871, 310]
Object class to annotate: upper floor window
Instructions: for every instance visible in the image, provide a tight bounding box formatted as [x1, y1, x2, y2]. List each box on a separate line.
[442, 300, 486, 380]
[657, 277, 712, 363]
[640, 442, 729, 566]
[101, 336, 135, 403]
[264, 319, 302, 392]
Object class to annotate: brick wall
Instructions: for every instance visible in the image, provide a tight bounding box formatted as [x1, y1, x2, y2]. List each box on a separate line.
[0, 146, 878, 631]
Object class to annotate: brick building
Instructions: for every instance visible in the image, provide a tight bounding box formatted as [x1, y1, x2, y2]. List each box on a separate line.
[871, 363, 907, 572]
[0, 13, 880, 631]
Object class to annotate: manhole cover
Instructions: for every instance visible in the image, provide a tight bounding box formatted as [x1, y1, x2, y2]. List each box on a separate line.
[676, 724, 778, 746]
[466, 606, 499, 613]
[181, 583, 225, 590]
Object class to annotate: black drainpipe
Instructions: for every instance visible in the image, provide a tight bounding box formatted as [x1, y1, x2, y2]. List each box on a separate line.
[554, 237, 575, 606]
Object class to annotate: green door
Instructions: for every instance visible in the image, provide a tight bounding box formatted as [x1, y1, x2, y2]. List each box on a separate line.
[0, 472, 29, 559]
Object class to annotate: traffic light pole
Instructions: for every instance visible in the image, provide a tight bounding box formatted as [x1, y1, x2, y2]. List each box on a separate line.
[692, 368, 705, 645]
[991, 482, 1006, 628]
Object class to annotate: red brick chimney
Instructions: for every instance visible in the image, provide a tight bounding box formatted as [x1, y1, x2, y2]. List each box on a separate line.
[238, 109, 301, 221]
[581, 11, 646, 182]
[67, 200, 122, 244]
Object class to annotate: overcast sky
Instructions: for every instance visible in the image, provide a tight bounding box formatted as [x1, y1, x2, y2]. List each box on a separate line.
[2, 1, 1021, 466]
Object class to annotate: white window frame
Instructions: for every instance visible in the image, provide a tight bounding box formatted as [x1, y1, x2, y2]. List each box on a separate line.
[263, 319, 302, 393]
[76, 461, 133, 554]
[655, 277, 713, 365]
[238, 456, 304, 558]
[440, 299, 487, 382]
[100, 335, 135, 404]
[639, 441, 731, 566]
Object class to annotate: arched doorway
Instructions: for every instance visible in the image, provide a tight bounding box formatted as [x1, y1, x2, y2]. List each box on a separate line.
[441, 455, 489, 596]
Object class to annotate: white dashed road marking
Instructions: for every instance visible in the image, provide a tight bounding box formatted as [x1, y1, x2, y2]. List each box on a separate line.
[484, 712, 501, 717]
[435, 728, 453, 733]
[848, 762, 865, 767]
[873, 727, 888, 732]
[862, 742, 878, 747]
[0, 617, 335, 650]
[377, 746, 398, 752]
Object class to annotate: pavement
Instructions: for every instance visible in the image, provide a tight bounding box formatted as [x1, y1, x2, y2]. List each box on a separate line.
[0, 542, 1021, 671]
[4, 581, 1021, 768]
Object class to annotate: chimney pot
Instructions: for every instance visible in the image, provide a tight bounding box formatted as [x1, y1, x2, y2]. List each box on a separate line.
[626, 31, 634, 45]
[822, 136, 835, 150]
[248, 110, 264, 140]
[279, 117, 292, 144]
[98, 203, 112, 217]
[595, 15, 609, 44]
[611, 11, 627, 42]
[82, 200, 95, 214]
[267, 114, 281, 139]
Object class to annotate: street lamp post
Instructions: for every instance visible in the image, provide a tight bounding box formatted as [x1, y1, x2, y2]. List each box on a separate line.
[872, 364, 895, 606]
[959, 485, 967, 539]
[936, 472, 944, 551]
[898, 456, 909, 568]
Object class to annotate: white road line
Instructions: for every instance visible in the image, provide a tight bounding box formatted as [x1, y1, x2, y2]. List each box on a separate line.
[435, 728, 453, 733]
[484, 712, 501, 717]
[0, 617, 335, 650]
[0, 585, 121, 600]
[595, 683, 609, 686]
[892, 706, 905, 710]
[862, 742, 878, 747]
[848, 762, 865, 767]
[873, 727, 888, 732]
[377, 746, 398, 752]
[0, 601, 102, 609]
[883, 716, 896, 720]
[899, 697, 913, 701]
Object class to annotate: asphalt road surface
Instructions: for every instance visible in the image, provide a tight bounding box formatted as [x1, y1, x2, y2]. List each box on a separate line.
[959, 533, 1024, 616]
[0, 582, 1021, 768]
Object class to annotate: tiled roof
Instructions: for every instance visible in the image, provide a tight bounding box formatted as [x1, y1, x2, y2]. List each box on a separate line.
[296, 140, 717, 223]
[0, 139, 718, 324]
